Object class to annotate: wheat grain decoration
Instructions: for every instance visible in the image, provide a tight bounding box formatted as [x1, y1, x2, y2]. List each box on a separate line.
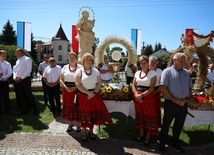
[94, 36, 137, 65]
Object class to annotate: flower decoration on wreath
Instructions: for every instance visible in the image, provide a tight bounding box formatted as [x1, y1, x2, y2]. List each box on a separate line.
[100, 83, 133, 101]
[122, 84, 130, 93]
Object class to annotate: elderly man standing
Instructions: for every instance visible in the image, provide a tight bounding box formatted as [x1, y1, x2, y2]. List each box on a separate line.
[38, 53, 50, 105]
[43, 57, 62, 116]
[13, 48, 38, 115]
[0, 50, 12, 116]
[159, 53, 193, 153]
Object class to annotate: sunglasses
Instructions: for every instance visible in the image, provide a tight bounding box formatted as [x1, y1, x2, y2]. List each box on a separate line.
[49, 60, 55, 62]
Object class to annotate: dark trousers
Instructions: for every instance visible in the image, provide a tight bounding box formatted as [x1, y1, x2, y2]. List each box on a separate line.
[0, 81, 11, 114]
[159, 99, 187, 147]
[47, 84, 61, 113]
[42, 78, 48, 104]
[126, 76, 134, 85]
[14, 83, 21, 110]
[15, 77, 37, 113]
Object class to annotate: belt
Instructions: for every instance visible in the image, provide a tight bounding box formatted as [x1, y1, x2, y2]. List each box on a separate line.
[64, 81, 75, 87]
[136, 85, 150, 91]
[101, 79, 111, 82]
[79, 89, 94, 95]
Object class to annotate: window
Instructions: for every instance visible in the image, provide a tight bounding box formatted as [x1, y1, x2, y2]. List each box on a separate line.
[58, 45, 62, 50]
[58, 55, 62, 61]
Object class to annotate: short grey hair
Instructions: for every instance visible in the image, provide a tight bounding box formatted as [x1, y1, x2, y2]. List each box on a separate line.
[149, 56, 157, 62]
[173, 53, 186, 60]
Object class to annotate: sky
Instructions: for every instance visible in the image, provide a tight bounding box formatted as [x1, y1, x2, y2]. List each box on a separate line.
[0, 0, 214, 51]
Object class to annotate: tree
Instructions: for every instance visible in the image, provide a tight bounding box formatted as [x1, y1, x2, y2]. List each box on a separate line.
[154, 42, 162, 52]
[142, 44, 153, 56]
[157, 54, 170, 70]
[0, 20, 16, 45]
[141, 41, 146, 55]
[30, 33, 39, 67]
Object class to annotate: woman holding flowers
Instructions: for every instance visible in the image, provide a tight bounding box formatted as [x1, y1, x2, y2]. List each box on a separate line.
[132, 55, 159, 146]
[60, 52, 81, 132]
[74, 53, 113, 142]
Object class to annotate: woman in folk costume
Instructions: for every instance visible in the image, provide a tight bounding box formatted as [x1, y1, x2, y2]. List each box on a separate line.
[60, 52, 81, 132]
[74, 53, 113, 142]
[149, 56, 162, 128]
[132, 55, 159, 146]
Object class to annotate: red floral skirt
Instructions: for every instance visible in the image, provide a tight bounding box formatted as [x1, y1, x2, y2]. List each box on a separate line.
[61, 88, 79, 122]
[77, 92, 113, 129]
[134, 91, 160, 136]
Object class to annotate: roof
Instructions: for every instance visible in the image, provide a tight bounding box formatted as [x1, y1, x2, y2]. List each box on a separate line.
[42, 41, 52, 45]
[149, 49, 171, 57]
[53, 24, 68, 41]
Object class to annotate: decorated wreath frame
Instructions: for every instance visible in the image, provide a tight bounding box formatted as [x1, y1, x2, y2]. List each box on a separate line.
[94, 36, 137, 65]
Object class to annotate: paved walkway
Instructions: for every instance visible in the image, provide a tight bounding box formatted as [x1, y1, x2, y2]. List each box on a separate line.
[1, 116, 214, 155]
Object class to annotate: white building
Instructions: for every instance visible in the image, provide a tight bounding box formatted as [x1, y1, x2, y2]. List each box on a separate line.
[41, 24, 71, 65]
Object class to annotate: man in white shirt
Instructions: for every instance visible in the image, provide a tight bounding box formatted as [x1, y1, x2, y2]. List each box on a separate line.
[0, 50, 12, 115]
[13, 48, 38, 115]
[43, 57, 62, 115]
[38, 54, 50, 105]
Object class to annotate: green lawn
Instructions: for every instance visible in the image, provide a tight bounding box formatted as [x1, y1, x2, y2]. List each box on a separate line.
[1, 91, 214, 146]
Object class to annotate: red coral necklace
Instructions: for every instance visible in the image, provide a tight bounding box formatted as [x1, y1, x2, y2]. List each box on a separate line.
[84, 67, 92, 75]
[69, 63, 77, 72]
[139, 69, 149, 79]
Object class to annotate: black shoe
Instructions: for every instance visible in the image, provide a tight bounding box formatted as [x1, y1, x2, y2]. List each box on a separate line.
[81, 136, 87, 142]
[88, 132, 96, 140]
[135, 135, 145, 142]
[66, 128, 72, 132]
[143, 139, 150, 146]
[66, 125, 73, 132]
[171, 142, 185, 153]
[76, 129, 81, 133]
